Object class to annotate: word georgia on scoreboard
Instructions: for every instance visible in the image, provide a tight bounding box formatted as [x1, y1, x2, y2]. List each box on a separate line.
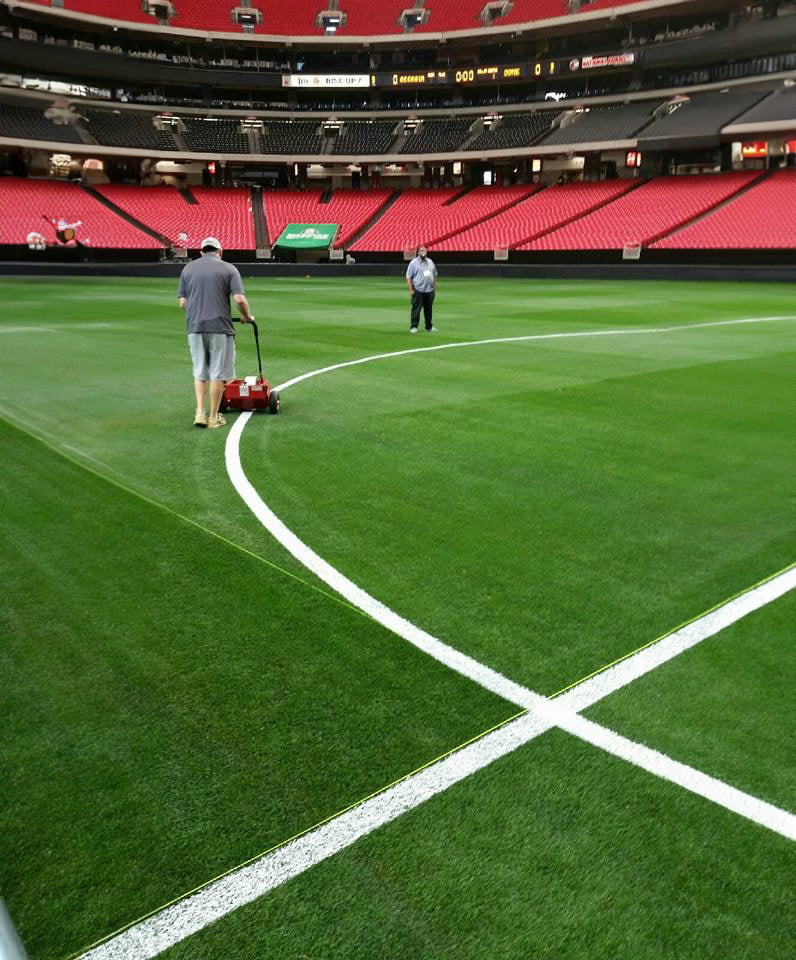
[374, 52, 634, 88]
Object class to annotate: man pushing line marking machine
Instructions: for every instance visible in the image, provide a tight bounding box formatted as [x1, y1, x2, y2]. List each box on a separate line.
[178, 236, 279, 428]
[221, 319, 280, 416]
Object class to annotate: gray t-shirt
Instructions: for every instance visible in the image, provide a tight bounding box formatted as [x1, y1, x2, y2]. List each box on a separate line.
[406, 256, 437, 294]
[178, 253, 244, 334]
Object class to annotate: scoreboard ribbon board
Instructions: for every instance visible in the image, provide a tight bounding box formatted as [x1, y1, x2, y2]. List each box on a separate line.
[272, 52, 637, 90]
[374, 52, 635, 88]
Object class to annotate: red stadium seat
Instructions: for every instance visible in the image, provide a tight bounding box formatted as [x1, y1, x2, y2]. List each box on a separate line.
[0, 178, 162, 249]
[435, 181, 634, 251]
[25, 0, 649, 34]
[651, 170, 796, 250]
[349, 186, 536, 252]
[96, 184, 256, 249]
[520, 173, 758, 250]
[263, 189, 393, 247]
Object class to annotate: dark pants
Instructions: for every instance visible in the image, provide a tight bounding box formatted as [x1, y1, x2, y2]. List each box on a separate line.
[410, 290, 435, 330]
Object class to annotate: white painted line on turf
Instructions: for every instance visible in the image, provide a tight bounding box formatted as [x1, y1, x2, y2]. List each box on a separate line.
[558, 566, 796, 713]
[227, 411, 546, 712]
[77, 711, 556, 960]
[274, 315, 796, 392]
[74, 317, 796, 959]
[75, 569, 796, 960]
[552, 709, 796, 840]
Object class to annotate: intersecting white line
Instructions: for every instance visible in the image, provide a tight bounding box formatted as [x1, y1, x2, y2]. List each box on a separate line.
[76, 317, 795, 960]
[77, 564, 795, 960]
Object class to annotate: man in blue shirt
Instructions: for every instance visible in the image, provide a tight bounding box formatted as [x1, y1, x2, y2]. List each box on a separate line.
[405, 245, 438, 333]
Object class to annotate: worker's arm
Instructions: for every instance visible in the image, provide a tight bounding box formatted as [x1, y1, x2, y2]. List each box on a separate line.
[233, 292, 255, 323]
[178, 297, 187, 309]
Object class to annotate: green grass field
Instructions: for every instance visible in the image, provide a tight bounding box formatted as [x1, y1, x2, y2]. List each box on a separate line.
[1, 276, 793, 960]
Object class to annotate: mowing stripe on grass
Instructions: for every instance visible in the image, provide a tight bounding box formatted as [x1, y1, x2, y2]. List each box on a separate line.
[274, 315, 795, 392]
[556, 567, 796, 713]
[75, 568, 796, 960]
[74, 317, 796, 959]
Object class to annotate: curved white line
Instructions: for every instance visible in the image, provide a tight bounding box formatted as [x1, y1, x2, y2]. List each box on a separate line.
[229, 314, 794, 691]
[74, 317, 795, 959]
[275, 315, 795, 392]
[226, 410, 543, 711]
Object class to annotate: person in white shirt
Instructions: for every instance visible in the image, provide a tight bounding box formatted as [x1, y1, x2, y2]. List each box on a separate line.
[405, 245, 438, 333]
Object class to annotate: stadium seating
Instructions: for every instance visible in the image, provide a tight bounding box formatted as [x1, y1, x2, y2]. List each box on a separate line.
[540, 102, 659, 145]
[639, 91, 771, 145]
[400, 119, 475, 155]
[22, 0, 647, 33]
[350, 185, 536, 251]
[470, 0, 567, 27]
[169, 0, 238, 32]
[332, 121, 401, 156]
[435, 180, 634, 251]
[466, 113, 556, 152]
[85, 110, 178, 150]
[651, 170, 796, 249]
[724, 87, 796, 127]
[520, 172, 758, 250]
[259, 121, 324, 155]
[182, 118, 250, 154]
[40, 0, 156, 24]
[0, 102, 83, 144]
[263, 189, 393, 246]
[96, 184, 256, 248]
[0, 178, 162, 248]
[411, 0, 490, 33]
[331, 0, 406, 35]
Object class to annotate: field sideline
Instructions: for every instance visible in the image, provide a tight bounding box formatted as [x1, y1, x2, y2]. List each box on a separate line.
[1, 276, 794, 959]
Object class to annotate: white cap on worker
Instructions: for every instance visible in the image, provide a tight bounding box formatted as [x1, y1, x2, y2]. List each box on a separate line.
[201, 236, 222, 250]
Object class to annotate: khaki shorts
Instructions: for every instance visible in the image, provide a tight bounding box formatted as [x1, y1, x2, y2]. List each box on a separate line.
[188, 333, 235, 381]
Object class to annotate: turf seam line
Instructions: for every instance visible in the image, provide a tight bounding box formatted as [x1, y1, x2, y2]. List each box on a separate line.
[273, 315, 796, 392]
[71, 317, 795, 960]
[69, 706, 528, 960]
[73, 568, 796, 960]
[0, 412, 366, 621]
[547, 561, 796, 699]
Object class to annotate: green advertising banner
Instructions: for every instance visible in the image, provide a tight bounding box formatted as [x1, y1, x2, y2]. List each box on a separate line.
[275, 223, 339, 248]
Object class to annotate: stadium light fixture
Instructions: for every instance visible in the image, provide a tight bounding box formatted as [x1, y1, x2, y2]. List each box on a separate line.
[480, 1, 513, 25]
[317, 10, 347, 32]
[399, 7, 429, 31]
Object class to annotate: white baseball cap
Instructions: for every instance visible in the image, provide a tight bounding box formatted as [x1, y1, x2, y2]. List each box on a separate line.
[201, 236, 222, 250]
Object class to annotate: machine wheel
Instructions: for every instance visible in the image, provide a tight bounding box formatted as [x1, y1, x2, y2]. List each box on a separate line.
[268, 390, 280, 414]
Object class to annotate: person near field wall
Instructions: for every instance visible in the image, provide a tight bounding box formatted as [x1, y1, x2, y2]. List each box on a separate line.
[178, 236, 255, 429]
[406, 245, 438, 333]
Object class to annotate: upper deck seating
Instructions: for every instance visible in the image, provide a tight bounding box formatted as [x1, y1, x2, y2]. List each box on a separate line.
[22, 0, 647, 33]
[85, 109, 177, 150]
[639, 91, 771, 147]
[466, 113, 556, 152]
[259, 121, 324, 155]
[723, 87, 796, 128]
[399, 119, 475, 155]
[182, 118, 250, 154]
[332, 121, 400, 156]
[540, 102, 659, 146]
[0, 102, 83, 144]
